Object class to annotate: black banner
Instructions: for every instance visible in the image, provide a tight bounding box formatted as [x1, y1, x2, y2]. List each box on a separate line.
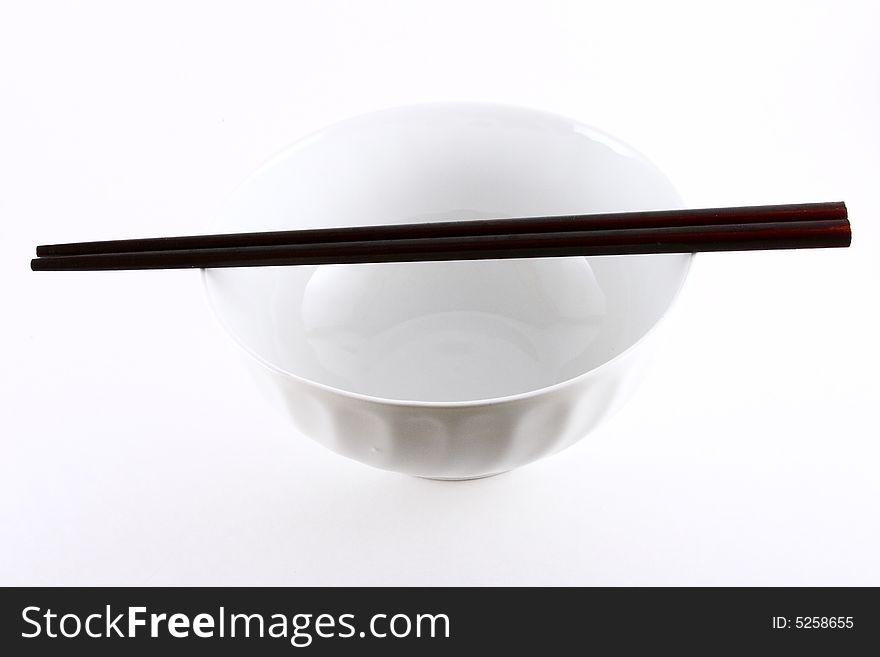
[1, 587, 876, 654]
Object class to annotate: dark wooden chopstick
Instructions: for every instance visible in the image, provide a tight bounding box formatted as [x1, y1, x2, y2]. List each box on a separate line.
[30, 216, 851, 271]
[35, 202, 847, 257]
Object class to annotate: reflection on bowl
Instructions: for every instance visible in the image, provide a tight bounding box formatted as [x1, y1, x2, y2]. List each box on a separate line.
[204, 103, 691, 479]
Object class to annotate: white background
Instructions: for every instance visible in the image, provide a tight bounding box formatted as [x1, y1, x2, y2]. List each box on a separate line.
[2, 0, 878, 585]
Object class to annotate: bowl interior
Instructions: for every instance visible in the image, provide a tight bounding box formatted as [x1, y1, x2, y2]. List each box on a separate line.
[205, 104, 690, 403]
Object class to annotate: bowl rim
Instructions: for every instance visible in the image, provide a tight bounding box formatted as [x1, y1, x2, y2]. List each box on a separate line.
[202, 101, 694, 409]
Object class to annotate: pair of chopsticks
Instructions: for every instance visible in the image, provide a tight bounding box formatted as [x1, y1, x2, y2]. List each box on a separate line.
[30, 202, 851, 271]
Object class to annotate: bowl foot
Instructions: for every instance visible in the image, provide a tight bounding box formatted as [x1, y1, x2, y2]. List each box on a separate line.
[418, 471, 509, 482]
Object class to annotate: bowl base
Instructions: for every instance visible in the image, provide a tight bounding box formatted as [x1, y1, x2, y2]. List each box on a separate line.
[418, 471, 509, 482]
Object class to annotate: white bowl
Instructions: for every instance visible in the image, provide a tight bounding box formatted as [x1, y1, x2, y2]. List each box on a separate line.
[204, 103, 691, 479]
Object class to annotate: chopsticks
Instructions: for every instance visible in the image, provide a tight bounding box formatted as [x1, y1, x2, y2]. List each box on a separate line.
[30, 202, 851, 271]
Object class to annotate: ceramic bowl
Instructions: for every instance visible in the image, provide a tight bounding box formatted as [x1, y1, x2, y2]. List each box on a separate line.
[203, 103, 691, 479]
